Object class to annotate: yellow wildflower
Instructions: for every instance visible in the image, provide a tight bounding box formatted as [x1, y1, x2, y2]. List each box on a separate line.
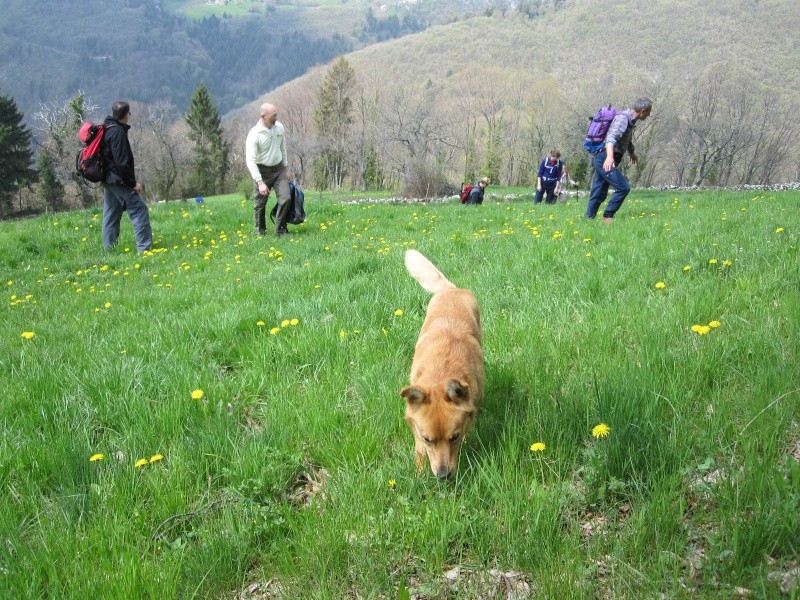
[20, 331, 36, 340]
[134, 458, 149, 468]
[191, 389, 204, 400]
[530, 442, 546, 452]
[592, 423, 611, 439]
[89, 453, 104, 462]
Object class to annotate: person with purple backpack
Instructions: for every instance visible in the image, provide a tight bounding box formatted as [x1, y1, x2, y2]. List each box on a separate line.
[585, 97, 652, 222]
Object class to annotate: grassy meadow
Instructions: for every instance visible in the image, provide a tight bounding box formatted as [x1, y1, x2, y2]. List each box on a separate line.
[1, 188, 798, 598]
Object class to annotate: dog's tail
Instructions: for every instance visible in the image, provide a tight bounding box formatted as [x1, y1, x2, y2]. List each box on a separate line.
[405, 249, 456, 294]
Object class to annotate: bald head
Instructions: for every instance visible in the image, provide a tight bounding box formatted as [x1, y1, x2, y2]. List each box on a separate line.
[259, 103, 278, 127]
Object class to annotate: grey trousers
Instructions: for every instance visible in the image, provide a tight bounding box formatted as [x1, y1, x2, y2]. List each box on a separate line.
[253, 164, 290, 234]
[102, 184, 152, 252]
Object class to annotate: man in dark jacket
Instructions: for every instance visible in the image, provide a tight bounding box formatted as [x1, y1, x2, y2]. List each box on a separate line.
[466, 177, 490, 205]
[534, 150, 564, 205]
[101, 101, 152, 252]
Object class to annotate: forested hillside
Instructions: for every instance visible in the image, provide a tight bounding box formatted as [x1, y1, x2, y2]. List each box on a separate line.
[0, 0, 352, 120]
[3, 0, 799, 218]
[0, 0, 493, 123]
[230, 0, 800, 190]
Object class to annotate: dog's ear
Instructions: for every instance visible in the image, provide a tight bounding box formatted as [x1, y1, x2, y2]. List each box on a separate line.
[401, 385, 427, 405]
[446, 380, 470, 403]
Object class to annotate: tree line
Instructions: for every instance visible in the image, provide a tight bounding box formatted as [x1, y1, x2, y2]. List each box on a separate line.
[2, 56, 798, 218]
[0, 83, 229, 218]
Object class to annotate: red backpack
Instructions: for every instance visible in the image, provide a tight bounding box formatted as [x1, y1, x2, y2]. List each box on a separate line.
[459, 183, 473, 204]
[76, 122, 107, 183]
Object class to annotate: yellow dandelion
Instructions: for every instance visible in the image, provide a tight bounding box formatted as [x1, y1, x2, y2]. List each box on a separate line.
[775, 227, 784, 233]
[394, 309, 404, 317]
[388, 479, 396, 490]
[149, 454, 164, 464]
[655, 281, 666, 289]
[104, 302, 112, 309]
[709, 320, 721, 328]
[134, 458, 149, 468]
[191, 389, 205, 400]
[20, 331, 36, 340]
[290, 318, 299, 326]
[709, 259, 718, 265]
[530, 442, 546, 452]
[692, 325, 711, 335]
[592, 423, 611, 439]
[89, 453, 104, 462]
[256, 321, 265, 327]
[270, 327, 281, 335]
[683, 265, 692, 272]
[280, 319, 290, 327]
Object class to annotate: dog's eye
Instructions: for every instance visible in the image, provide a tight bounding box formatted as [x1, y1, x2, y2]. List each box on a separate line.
[423, 437, 434, 445]
[449, 433, 460, 443]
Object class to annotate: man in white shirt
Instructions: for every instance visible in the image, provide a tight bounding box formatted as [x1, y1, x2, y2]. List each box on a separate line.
[245, 103, 293, 236]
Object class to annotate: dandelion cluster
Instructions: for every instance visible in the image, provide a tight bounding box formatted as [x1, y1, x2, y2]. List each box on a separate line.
[691, 320, 721, 335]
[262, 318, 301, 335]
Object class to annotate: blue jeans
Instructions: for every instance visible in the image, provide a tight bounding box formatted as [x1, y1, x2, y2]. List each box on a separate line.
[534, 182, 557, 204]
[586, 150, 631, 219]
[103, 184, 152, 252]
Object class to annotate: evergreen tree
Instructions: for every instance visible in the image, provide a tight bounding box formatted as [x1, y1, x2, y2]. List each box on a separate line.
[313, 57, 356, 190]
[0, 92, 37, 216]
[185, 82, 230, 196]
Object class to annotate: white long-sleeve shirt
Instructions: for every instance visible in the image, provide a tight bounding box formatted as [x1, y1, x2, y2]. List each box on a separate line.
[245, 120, 288, 182]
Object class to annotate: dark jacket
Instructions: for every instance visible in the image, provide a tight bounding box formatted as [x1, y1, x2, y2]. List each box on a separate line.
[537, 158, 564, 183]
[467, 183, 485, 205]
[102, 117, 136, 187]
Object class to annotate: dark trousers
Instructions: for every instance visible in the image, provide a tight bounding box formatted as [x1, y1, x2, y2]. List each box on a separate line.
[586, 150, 631, 219]
[534, 182, 557, 204]
[253, 164, 290, 234]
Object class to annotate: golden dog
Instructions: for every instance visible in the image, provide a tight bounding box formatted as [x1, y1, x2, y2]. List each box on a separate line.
[401, 249, 484, 478]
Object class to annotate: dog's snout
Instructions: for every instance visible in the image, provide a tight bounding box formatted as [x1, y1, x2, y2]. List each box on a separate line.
[435, 466, 452, 479]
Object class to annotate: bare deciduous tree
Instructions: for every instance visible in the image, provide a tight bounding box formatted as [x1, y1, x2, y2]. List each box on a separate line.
[135, 100, 187, 202]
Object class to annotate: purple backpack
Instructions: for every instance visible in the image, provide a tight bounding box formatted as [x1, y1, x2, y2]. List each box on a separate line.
[583, 105, 618, 152]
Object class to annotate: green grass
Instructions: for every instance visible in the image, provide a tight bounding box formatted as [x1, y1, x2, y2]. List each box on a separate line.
[1, 189, 798, 598]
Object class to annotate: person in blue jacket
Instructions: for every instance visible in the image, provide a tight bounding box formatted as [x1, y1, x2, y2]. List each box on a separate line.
[534, 150, 565, 205]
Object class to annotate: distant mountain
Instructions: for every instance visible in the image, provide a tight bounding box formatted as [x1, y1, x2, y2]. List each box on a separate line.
[0, 0, 492, 126]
